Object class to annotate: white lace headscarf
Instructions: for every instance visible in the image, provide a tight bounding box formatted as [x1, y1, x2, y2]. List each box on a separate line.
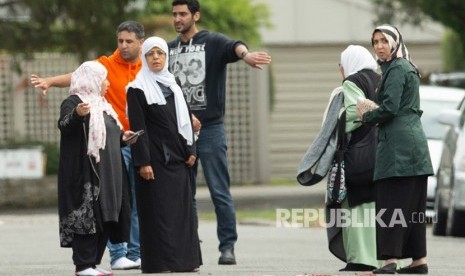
[126, 36, 193, 145]
[69, 61, 122, 162]
[340, 45, 378, 77]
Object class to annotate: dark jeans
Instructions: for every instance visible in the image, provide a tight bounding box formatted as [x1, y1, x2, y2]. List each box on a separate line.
[192, 123, 238, 252]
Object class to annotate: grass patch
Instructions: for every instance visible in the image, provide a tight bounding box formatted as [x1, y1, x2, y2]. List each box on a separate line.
[199, 207, 324, 228]
[269, 179, 298, 186]
[199, 209, 277, 221]
[236, 209, 278, 221]
[230, 179, 298, 187]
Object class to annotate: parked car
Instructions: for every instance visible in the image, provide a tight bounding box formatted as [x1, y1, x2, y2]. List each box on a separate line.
[429, 72, 465, 89]
[433, 88, 465, 236]
[419, 86, 465, 221]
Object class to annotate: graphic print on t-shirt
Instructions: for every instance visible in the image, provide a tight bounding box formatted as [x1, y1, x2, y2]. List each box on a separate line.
[169, 43, 206, 110]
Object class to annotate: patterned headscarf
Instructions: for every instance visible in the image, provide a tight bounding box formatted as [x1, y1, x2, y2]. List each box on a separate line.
[69, 61, 122, 162]
[340, 45, 378, 77]
[372, 24, 419, 74]
[126, 36, 193, 145]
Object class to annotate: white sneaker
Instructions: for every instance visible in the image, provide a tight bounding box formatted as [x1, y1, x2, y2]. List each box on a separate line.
[75, 268, 104, 276]
[110, 257, 139, 270]
[94, 267, 113, 275]
[134, 258, 141, 266]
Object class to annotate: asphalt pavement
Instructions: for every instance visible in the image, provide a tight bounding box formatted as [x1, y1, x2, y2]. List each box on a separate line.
[0, 184, 464, 276]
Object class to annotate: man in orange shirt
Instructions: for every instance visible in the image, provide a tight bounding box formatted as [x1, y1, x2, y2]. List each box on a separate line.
[31, 21, 144, 271]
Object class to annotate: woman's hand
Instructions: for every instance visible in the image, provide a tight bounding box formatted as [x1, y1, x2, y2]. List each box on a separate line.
[356, 105, 365, 119]
[139, 165, 155, 180]
[185, 155, 196, 167]
[76, 103, 90, 117]
[122, 130, 138, 145]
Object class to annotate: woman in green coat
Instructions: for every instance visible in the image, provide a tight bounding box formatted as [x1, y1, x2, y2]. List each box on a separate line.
[360, 25, 433, 275]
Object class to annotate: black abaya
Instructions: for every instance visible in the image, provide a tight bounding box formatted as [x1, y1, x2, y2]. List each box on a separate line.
[127, 85, 202, 273]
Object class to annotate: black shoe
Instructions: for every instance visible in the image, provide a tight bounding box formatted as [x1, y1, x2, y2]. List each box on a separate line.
[372, 263, 397, 274]
[218, 248, 236, 265]
[396, 264, 428, 274]
[339, 263, 377, 271]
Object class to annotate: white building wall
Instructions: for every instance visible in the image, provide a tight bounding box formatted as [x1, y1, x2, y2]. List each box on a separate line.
[255, 0, 444, 45]
[253, 0, 446, 181]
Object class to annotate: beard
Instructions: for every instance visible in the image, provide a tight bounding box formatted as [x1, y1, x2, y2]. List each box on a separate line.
[175, 20, 195, 34]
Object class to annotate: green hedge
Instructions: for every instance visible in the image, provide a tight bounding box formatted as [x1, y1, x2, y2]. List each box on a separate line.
[442, 28, 465, 72]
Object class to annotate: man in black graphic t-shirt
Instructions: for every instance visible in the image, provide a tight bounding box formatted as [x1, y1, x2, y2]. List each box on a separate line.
[168, 0, 271, 265]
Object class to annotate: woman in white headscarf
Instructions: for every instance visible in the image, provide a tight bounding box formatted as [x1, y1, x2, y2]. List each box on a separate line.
[58, 61, 137, 276]
[360, 25, 433, 274]
[324, 45, 381, 272]
[331, 45, 382, 272]
[126, 36, 201, 273]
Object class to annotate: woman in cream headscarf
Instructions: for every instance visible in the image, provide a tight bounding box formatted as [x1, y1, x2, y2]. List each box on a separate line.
[126, 36, 201, 273]
[360, 25, 433, 275]
[58, 61, 137, 276]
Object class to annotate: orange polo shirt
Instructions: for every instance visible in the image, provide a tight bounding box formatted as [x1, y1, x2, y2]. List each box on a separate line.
[97, 49, 142, 131]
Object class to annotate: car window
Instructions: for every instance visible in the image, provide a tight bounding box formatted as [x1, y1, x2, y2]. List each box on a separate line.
[421, 99, 462, 139]
[429, 73, 465, 89]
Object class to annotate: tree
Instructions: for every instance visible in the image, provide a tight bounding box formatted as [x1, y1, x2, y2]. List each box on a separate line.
[141, 0, 272, 47]
[373, 0, 465, 36]
[372, 0, 465, 70]
[0, 0, 271, 63]
[0, 0, 140, 61]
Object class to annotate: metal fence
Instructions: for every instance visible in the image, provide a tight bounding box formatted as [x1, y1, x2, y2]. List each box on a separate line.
[0, 53, 270, 185]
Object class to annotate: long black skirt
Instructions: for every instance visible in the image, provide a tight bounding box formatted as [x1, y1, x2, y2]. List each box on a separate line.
[375, 176, 427, 260]
[136, 161, 202, 273]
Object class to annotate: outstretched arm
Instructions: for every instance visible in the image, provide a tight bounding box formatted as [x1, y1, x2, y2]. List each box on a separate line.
[235, 44, 272, 70]
[30, 73, 72, 96]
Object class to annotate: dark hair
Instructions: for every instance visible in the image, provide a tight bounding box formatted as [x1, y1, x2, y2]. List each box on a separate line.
[116, 21, 145, 40]
[172, 0, 200, 14]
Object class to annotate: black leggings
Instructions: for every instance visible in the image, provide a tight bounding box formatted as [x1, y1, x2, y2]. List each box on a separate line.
[72, 227, 109, 272]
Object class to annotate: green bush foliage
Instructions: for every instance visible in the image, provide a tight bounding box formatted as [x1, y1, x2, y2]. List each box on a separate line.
[442, 29, 465, 72]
